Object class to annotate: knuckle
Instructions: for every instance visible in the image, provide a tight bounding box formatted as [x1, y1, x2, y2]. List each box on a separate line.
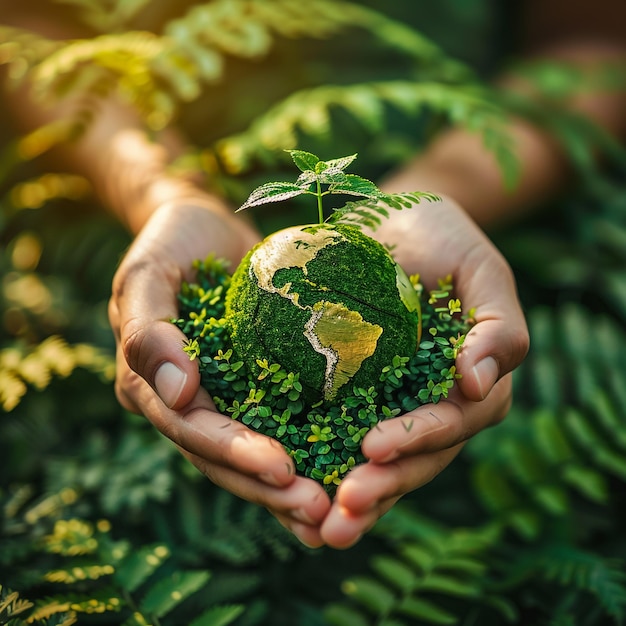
[120, 318, 148, 374]
[509, 325, 531, 366]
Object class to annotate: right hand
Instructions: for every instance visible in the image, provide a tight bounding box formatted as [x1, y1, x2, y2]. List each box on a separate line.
[108, 201, 333, 547]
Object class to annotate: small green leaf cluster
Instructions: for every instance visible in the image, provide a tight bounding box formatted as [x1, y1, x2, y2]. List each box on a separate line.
[174, 257, 471, 494]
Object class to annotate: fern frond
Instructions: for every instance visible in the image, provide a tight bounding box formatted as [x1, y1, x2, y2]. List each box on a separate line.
[0, 26, 60, 76]
[326, 507, 512, 626]
[0, 584, 34, 621]
[187, 604, 246, 626]
[7, 173, 90, 211]
[52, 0, 154, 33]
[113, 544, 170, 593]
[43, 519, 100, 557]
[0, 337, 114, 411]
[139, 570, 210, 619]
[215, 81, 518, 184]
[508, 545, 626, 625]
[327, 191, 440, 230]
[467, 302, 626, 537]
[24, 597, 76, 624]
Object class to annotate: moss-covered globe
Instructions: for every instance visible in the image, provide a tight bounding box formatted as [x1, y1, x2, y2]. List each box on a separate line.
[225, 223, 421, 403]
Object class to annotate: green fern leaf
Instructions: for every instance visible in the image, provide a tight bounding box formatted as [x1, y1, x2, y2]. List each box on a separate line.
[140, 570, 211, 618]
[471, 461, 520, 513]
[560, 464, 608, 503]
[588, 389, 626, 450]
[395, 596, 456, 625]
[341, 577, 396, 616]
[534, 546, 626, 623]
[113, 544, 170, 593]
[533, 408, 574, 464]
[216, 81, 516, 179]
[324, 603, 370, 626]
[564, 408, 626, 481]
[400, 544, 435, 575]
[0, 585, 34, 621]
[417, 573, 482, 597]
[370, 556, 416, 595]
[187, 603, 246, 626]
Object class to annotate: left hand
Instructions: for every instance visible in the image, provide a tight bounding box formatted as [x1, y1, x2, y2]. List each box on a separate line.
[318, 195, 529, 548]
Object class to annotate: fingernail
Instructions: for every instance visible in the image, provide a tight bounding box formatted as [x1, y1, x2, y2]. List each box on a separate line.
[154, 362, 187, 408]
[472, 356, 499, 400]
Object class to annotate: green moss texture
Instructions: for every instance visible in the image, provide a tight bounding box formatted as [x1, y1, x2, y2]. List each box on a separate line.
[225, 223, 420, 403]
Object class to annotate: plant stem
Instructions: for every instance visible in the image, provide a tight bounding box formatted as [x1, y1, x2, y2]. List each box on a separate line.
[316, 179, 324, 224]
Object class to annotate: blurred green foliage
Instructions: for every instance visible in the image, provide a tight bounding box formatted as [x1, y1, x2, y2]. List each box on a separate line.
[1, 1, 626, 625]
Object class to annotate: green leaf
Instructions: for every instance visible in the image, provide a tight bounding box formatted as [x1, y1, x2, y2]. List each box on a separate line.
[371, 556, 417, 594]
[324, 603, 371, 626]
[237, 181, 309, 212]
[140, 570, 210, 618]
[396, 596, 457, 624]
[322, 153, 358, 172]
[562, 464, 608, 503]
[342, 577, 395, 615]
[328, 174, 382, 198]
[417, 573, 481, 597]
[113, 544, 170, 592]
[401, 544, 435, 574]
[287, 149, 320, 172]
[188, 604, 246, 626]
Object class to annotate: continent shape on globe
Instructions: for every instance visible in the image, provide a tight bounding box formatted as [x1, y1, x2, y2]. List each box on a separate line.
[225, 223, 421, 404]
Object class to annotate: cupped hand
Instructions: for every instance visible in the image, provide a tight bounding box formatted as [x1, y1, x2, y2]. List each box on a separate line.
[108, 200, 332, 547]
[319, 195, 529, 548]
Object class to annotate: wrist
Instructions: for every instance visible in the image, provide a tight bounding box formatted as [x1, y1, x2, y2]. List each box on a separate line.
[70, 103, 224, 234]
[380, 116, 570, 229]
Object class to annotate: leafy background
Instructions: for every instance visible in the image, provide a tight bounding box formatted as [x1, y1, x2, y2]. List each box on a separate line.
[1, 1, 625, 624]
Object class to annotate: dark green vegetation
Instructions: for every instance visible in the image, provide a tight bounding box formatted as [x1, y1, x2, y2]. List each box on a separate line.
[2, 1, 626, 625]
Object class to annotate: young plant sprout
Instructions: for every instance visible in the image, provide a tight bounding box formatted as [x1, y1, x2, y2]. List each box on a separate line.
[175, 151, 472, 493]
[237, 149, 439, 227]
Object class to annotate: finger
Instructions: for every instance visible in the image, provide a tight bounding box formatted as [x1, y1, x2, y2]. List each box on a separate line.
[333, 443, 464, 515]
[273, 514, 326, 549]
[110, 203, 259, 412]
[111, 240, 202, 410]
[182, 448, 331, 544]
[114, 349, 298, 487]
[164, 403, 298, 487]
[454, 250, 529, 401]
[361, 375, 512, 464]
[370, 197, 529, 401]
[320, 442, 461, 548]
[113, 343, 143, 414]
[319, 502, 382, 550]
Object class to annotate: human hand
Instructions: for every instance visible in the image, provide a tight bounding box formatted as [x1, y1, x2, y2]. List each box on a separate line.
[108, 200, 333, 547]
[318, 195, 529, 548]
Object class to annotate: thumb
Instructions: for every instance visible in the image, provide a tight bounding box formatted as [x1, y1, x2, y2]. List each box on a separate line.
[126, 319, 200, 410]
[110, 255, 200, 411]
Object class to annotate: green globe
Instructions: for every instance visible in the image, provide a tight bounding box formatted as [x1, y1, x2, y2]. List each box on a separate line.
[225, 223, 421, 403]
